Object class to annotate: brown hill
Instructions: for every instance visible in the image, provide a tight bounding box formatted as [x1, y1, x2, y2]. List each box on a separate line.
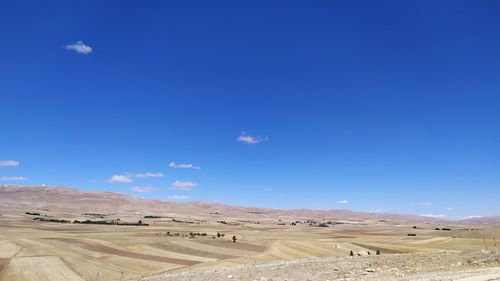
[0, 184, 442, 223]
[459, 216, 500, 225]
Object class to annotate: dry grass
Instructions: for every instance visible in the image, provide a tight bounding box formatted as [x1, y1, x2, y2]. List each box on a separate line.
[1, 216, 498, 281]
[0, 185, 499, 280]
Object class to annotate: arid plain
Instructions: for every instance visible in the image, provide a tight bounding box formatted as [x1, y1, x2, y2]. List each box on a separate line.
[1, 185, 499, 281]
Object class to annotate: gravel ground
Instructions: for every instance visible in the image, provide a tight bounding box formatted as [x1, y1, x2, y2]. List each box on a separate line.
[140, 251, 500, 281]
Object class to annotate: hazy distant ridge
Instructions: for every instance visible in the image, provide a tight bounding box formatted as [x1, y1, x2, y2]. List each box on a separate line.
[1, 185, 498, 224]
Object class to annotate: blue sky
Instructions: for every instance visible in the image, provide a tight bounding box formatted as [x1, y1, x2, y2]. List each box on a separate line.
[1, 1, 499, 219]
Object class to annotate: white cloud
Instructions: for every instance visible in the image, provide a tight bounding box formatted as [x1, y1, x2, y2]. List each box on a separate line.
[169, 162, 200, 170]
[168, 195, 191, 200]
[107, 172, 164, 183]
[420, 214, 445, 218]
[0, 176, 28, 181]
[107, 174, 133, 183]
[337, 200, 349, 204]
[65, 41, 93, 54]
[170, 180, 197, 190]
[237, 131, 268, 144]
[446, 207, 454, 211]
[264, 188, 272, 192]
[0, 160, 20, 167]
[134, 172, 165, 178]
[130, 186, 154, 193]
[462, 215, 482, 219]
[411, 201, 432, 206]
[367, 209, 385, 213]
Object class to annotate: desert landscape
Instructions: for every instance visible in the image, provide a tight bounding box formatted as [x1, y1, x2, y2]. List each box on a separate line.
[3, 1, 499, 280]
[0, 185, 499, 281]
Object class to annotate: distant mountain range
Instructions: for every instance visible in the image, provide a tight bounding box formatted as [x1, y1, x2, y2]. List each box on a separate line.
[1, 185, 498, 225]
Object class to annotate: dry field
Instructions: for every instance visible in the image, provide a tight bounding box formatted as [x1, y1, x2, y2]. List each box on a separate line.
[0, 185, 499, 281]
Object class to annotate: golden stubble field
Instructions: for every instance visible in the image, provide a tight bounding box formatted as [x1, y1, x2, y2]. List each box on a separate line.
[0, 211, 499, 281]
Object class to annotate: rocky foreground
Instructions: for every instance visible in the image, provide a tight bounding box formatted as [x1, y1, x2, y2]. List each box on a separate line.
[141, 251, 500, 281]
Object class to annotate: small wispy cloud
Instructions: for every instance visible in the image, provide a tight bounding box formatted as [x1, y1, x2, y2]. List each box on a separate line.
[411, 201, 432, 206]
[168, 194, 191, 200]
[367, 209, 385, 213]
[461, 215, 482, 220]
[130, 186, 154, 193]
[446, 207, 454, 211]
[107, 172, 164, 183]
[264, 188, 272, 192]
[0, 160, 19, 167]
[420, 214, 445, 218]
[107, 174, 133, 183]
[134, 172, 165, 178]
[337, 200, 349, 204]
[0, 176, 28, 181]
[169, 162, 200, 170]
[237, 131, 268, 144]
[65, 41, 93, 54]
[170, 180, 197, 190]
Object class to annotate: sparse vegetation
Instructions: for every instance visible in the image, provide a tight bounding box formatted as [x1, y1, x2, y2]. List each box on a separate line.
[156, 231, 181, 237]
[33, 217, 70, 223]
[73, 219, 113, 225]
[173, 218, 195, 224]
[3, 186, 500, 281]
[72, 219, 149, 226]
[188, 232, 210, 238]
[83, 213, 107, 218]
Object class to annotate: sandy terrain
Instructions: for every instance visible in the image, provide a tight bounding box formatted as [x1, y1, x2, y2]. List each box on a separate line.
[46, 238, 201, 265]
[141, 252, 500, 281]
[0, 241, 20, 258]
[0, 185, 499, 281]
[1, 256, 85, 281]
